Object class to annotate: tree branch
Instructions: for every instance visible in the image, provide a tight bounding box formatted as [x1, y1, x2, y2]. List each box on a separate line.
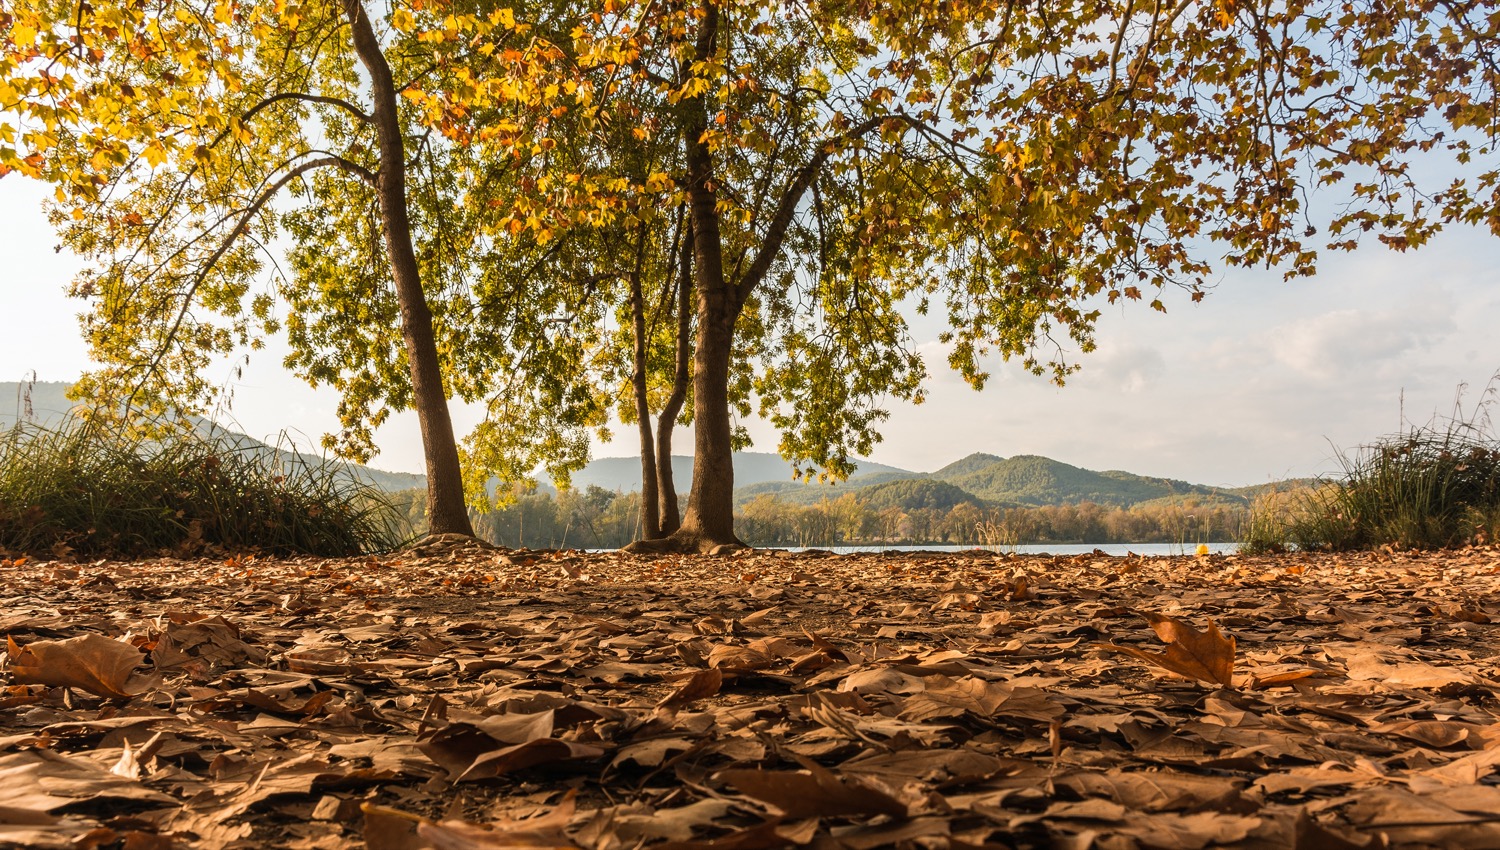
[237, 91, 372, 128]
[143, 156, 363, 388]
[733, 113, 887, 310]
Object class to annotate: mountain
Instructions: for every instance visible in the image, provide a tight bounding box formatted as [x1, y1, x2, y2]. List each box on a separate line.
[0, 381, 425, 492]
[566, 452, 914, 495]
[855, 478, 984, 512]
[932, 453, 1005, 479]
[6, 381, 1298, 506]
[932, 453, 1243, 507]
[1, 380, 77, 428]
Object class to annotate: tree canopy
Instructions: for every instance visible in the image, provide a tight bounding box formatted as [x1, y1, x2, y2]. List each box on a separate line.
[4, 0, 1497, 551]
[425, 0, 1500, 549]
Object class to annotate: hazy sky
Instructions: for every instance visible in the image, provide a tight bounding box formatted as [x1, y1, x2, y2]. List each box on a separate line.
[3, 175, 1497, 487]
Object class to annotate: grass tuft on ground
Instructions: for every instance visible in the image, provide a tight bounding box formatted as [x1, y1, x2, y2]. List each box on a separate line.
[1244, 412, 1500, 552]
[0, 418, 407, 558]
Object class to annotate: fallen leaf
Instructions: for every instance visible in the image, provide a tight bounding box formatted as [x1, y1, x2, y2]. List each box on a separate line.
[717, 765, 909, 819]
[8, 633, 154, 699]
[656, 667, 723, 710]
[1344, 653, 1476, 689]
[1102, 613, 1236, 687]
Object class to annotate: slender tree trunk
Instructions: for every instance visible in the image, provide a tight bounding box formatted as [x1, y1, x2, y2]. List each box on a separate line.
[344, 0, 473, 538]
[653, 218, 693, 535]
[630, 263, 663, 538]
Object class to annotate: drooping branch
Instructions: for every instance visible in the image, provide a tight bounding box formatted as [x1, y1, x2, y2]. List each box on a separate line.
[139, 155, 364, 391]
[238, 90, 372, 126]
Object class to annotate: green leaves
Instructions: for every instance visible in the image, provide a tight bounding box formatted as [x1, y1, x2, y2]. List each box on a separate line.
[5, 0, 1496, 537]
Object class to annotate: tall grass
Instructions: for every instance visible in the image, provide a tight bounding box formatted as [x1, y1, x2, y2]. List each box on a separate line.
[1238, 485, 1319, 554]
[0, 418, 407, 558]
[1243, 406, 1500, 553]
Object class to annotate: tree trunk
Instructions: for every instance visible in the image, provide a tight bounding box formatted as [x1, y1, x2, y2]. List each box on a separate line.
[621, 1, 742, 554]
[672, 276, 741, 550]
[668, 5, 742, 552]
[653, 217, 693, 535]
[630, 263, 663, 538]
[344, 0, 474, 538]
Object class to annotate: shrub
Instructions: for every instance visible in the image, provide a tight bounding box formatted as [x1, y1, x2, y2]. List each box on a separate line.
[1244, 414, 1500, 553]
[0, 418, 407, 558]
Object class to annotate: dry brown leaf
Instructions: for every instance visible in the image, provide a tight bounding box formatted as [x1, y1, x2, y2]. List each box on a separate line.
[656, 817, 818, 850]
[1246, 668, 1327, 689]
[717, 765, 909, 819]
[7, 633, 153, 699]
[656, 667, 723, 710]
[1054, 769, 1249, 813]
[419, 724, 606, 782]
[1344, 653, 1476, 689]
[706, 644, 773, 670]
[1102, 613, 1236, 687]
[0, 750, 176, 809]
[362, 804, 426, 850]
[152, 614, 265, 674]
[898, 674, 1064, 723]
[1290, 810, 1382, 849]
[395, 790, 581, 849]
[421, 816, 580, 850]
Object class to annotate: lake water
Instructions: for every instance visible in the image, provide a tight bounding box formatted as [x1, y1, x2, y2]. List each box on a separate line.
[796, 542, 1240, 557]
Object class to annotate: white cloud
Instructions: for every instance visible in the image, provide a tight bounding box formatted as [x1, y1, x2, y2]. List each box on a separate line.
[1263, 294, 1456, 381]
[1085, 345, 1166, 393]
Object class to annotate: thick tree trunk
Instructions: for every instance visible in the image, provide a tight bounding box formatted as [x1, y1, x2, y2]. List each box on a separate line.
[673, 280, 741, 550]
[667, 6, 743, 552]
[345, 0, 474, 538]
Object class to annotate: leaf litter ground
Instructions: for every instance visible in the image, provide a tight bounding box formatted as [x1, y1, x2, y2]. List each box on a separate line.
[4, 545, 1500, 849]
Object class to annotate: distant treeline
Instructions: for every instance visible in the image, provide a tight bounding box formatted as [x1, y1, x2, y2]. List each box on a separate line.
[391, 486, 1246, 550]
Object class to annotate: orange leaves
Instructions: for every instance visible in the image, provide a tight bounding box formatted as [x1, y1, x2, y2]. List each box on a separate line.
[1104, 612, 1236, 688]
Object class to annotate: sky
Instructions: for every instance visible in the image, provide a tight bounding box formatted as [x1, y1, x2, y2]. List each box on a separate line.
[3, 175, 1498, 488]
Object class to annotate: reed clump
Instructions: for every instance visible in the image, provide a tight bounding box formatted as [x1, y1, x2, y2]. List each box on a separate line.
[1243, 415, 1500, 552]
[0, 418, 406, 558]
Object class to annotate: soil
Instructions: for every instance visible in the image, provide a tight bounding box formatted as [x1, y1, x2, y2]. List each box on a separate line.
[3, 546, 1500, 849]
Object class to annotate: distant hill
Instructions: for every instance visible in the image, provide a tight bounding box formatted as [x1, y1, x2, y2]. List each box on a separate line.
[931, 453, 1245, 508]
[932, 453, 1005, 479]
[1, 380, 77, 428]
[855, 478, 984, 512]
[569, 452, 914, 495]
[0, 380, 425, 493]
[5, 381, 1306, 506]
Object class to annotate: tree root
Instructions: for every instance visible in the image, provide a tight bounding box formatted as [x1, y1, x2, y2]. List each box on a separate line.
[402, 532, 498, 557]
[620, 532, 748, 556]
